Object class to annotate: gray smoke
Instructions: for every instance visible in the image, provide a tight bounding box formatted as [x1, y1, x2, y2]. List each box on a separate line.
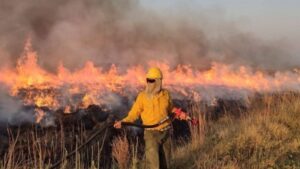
[0, 0, 298, 72]
[0, 86, 35, 124]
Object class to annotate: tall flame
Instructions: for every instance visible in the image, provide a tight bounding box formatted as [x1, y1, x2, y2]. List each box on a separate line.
[1, 39, 300, 123]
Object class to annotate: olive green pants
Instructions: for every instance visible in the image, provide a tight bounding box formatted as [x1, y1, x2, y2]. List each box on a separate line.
[143, 130, 172, 169]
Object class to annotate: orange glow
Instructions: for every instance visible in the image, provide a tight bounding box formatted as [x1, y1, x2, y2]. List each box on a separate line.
[64, 105, 71, 114]
[1, 40, 300, 123]
[35, 108, 46, 123]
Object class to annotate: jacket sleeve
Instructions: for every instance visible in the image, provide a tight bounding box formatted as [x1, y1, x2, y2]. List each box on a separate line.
[122, 93, 144, 123]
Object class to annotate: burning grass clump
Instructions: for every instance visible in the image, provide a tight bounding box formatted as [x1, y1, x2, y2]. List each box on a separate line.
[172, 92, 300, 169]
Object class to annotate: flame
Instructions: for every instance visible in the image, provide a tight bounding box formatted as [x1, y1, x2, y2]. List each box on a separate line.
[81, 93, 98, 109]
[1, 39, 300, 123]
[64, 105, 71, 114]
[35, 108, 46, 123]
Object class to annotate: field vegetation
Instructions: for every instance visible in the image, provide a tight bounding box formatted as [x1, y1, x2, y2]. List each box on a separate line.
[1, 92, 300, 169]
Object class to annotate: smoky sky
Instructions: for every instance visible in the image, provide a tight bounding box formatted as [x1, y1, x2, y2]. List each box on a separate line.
[0, 0, 298, 72]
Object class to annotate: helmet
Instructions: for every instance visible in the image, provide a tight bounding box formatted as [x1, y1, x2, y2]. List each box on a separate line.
[146, 67, 163, 79]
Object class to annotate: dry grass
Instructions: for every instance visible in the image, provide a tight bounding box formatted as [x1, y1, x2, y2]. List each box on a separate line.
[172, 92, 300, 169]
[1, 92, 300, 169]
[112, 135, 130, 169]
[0, 123, 112, 169]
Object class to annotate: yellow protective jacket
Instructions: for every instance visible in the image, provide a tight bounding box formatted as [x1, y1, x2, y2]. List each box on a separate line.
[122, 89, 173, 130]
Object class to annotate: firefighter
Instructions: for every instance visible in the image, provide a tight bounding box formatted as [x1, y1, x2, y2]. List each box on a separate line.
[114, 67, 174, 169]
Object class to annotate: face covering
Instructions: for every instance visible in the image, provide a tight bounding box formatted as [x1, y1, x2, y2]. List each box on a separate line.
[145, 78, 162, 98]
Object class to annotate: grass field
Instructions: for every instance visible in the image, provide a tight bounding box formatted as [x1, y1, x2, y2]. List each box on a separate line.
[1, 92, 300, 169]
[172, 92, 300, 169]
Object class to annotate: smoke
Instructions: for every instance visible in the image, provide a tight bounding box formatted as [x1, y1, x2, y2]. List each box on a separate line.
[0, 0, 297, 72]
[0, 86, 35, 124]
